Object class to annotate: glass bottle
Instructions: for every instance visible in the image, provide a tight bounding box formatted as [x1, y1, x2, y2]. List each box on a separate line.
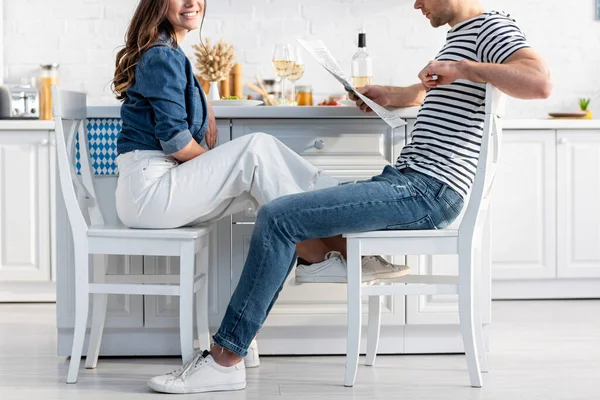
[351, 29, 373, 88]
[40, 64, 59, 120]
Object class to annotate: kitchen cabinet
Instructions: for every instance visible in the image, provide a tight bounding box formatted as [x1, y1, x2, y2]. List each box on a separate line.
[491, 128, 600, 299]
[490, 130, 557, 280]
[0, 125, 54, 302]
[556, 130, 600, 278]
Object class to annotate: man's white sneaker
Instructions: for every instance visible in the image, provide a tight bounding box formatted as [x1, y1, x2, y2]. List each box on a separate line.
[295, 251, 411, 283]
[147, 350, 246, 394]
[244, 339, 260, 368]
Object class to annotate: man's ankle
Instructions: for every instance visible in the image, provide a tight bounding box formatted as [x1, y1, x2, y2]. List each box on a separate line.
[210, 345, 243, 367]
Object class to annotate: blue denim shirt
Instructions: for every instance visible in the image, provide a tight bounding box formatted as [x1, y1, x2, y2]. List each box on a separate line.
[118, 37, 209, 155]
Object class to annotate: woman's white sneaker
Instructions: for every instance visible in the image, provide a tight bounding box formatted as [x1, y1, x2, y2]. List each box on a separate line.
[147, 350, 246, 394]
[244, 339, 260, 368]
[295, 252, 411, 283]
[295, 251, 349, 283]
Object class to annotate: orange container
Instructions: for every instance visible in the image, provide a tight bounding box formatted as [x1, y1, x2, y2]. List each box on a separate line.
[296, 85, 313, 106]
[40, 64, 59, 120]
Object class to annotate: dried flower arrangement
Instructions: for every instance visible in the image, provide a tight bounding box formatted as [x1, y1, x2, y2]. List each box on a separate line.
[193, 38, 236, 83]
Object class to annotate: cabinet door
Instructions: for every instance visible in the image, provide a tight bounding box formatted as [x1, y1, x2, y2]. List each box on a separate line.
[232, 224, 406, 328]
[0, 132, 51, 282]
[557, 131, 600, 278]
[490, 130, 556, 279]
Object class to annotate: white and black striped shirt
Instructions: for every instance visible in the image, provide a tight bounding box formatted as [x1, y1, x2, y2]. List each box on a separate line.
[396, 11, 529, 198]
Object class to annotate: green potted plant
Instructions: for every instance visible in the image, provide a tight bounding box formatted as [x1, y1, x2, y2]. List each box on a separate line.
[579, 98, 592, 119]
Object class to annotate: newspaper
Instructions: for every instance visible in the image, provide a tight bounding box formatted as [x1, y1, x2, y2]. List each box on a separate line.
[297, 39, 406, 129]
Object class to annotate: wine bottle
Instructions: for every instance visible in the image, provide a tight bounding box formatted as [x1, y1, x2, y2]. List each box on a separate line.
[351, 29, 373, 88]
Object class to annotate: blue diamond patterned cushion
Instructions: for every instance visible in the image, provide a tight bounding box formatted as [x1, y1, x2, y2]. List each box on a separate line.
[76, 118, 121, 175]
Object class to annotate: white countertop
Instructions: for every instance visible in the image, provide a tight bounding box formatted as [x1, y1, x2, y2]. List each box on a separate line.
[87, 105, 421, 119]
[0, 120, 55, 130]
[501, 119, 600, 130]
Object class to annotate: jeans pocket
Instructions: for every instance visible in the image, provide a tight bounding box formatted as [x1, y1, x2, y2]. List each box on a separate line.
[142, 159, 177, 181]
[385, 215, 436, 230]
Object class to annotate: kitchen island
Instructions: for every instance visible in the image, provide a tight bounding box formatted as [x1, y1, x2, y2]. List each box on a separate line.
[54, 105, 600, 357]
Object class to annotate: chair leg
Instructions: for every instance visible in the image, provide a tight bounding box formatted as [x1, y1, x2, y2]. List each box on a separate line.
[195, 240, 211, 350]
[344, 239, 362, 387]
[458, 250, 483, 388]
[85, 255, 108, 369]
[67, 245, 90, 384]
[179, 241, 196, 364]
[365, 296, 381, 367]
[474, 301, 489, 373]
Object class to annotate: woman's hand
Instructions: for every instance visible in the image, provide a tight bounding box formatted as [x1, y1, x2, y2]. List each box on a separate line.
[205, 104, 218, 149]
[418, 60, 465, 89]
[348, 85, 391, 113]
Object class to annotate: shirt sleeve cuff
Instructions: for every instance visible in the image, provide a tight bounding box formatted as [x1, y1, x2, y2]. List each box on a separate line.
[160, 129, 193, 155]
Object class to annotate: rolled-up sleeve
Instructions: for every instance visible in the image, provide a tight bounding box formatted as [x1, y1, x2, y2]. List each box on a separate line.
[137, 48, 193, 154]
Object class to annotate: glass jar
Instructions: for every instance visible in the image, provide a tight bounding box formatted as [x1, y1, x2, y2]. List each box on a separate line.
[296, 85, 313, 106]
[40, 64, 59, 120]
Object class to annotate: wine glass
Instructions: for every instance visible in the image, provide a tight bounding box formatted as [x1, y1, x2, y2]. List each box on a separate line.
[287, 46, 305, 106]
[272, 44, 294, 105]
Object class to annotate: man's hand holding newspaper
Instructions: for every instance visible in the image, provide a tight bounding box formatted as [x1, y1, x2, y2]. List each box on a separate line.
[297, 39, 406, 129]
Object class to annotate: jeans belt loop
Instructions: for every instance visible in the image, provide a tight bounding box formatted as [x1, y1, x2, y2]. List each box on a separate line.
[436, 184, 448, 200]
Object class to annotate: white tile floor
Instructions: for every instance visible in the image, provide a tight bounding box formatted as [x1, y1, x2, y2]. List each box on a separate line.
[1, 300, 599, 400]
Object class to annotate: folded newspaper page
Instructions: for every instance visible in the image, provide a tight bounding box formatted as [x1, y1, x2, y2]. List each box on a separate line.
[297, 39, 407, 129]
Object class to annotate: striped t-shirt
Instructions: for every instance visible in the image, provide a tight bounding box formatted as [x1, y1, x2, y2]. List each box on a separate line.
[396, 11, 529, 198]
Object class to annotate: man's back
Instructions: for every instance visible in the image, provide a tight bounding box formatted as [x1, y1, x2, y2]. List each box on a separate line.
[396, 11, 529, 198]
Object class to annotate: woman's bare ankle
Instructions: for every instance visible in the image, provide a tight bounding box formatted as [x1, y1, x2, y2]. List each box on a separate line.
[210, 345, 243, 367]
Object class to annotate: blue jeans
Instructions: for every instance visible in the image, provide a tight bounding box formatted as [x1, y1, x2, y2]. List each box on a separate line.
[212, 166, 464, 357]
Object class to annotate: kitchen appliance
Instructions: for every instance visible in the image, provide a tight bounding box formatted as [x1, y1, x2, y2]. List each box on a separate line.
[0, 84, 40, 119]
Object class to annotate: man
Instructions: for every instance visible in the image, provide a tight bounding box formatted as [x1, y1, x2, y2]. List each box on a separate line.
[148, 0, 551, 394]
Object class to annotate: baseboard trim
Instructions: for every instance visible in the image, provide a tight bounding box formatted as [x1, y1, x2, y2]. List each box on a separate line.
[0, 281, 56, 302]
[492, 279, 600, 299]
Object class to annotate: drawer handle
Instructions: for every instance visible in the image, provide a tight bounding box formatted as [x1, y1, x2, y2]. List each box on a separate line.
[314, 140, 325, 150]
[558, 138, 568, 145]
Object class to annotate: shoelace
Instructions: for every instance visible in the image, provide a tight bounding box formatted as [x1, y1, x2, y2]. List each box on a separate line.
[363, 255, 403, 270]
[169, 350, 211, 380]
[325, 251, 346, 264]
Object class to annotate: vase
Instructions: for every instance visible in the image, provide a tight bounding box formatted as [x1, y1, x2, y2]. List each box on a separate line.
[208, 81, 220, 101]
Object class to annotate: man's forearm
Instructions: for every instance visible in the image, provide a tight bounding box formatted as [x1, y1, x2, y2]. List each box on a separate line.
[459, 59, 552, 100]
[385, 83, 427, 107]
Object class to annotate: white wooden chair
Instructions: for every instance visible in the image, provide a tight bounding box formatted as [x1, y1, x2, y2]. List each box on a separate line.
[51, 86, 213, 384]
[343, 83, 505, 388]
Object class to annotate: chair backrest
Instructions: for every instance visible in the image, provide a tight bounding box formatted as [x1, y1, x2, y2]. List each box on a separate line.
[457, 83, 505, 241]
[51, 86, 105, 238]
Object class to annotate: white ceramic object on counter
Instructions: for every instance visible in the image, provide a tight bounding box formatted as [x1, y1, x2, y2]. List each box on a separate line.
[209, 100, 263, 107]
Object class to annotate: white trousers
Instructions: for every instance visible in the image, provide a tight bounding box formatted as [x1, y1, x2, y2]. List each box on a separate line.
[115, 132, 338, 229]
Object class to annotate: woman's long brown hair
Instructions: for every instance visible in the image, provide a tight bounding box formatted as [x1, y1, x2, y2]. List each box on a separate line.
[112, 0, 207, 101]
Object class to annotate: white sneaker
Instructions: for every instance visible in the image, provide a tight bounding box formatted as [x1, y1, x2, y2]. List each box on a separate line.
[147, 350, 246, 394]
[295, 251, 411, 283]
[361, 255, 411, 281]
[244, 339, 260, 368]
[295, 251, 349, 283]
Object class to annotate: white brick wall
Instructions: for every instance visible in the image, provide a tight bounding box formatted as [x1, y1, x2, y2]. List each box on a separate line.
[4, 0, 600, 118]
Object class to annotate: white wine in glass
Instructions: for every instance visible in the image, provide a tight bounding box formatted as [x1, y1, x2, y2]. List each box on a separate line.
[272, 44, 294, 105]
[288, 63, 305, 82]
[288, 47, 305, 105]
